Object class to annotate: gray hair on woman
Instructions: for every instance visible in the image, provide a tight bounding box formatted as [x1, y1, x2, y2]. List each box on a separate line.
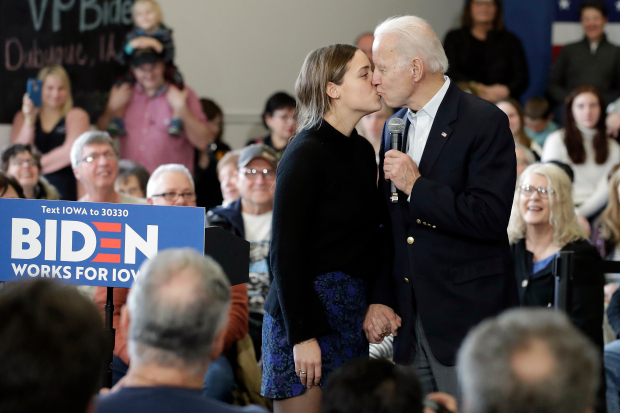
[507, 163, 586, 245]
[373, 15, 449, 74]
[127, 248, 231, 375]
[295, 44, 358, 134]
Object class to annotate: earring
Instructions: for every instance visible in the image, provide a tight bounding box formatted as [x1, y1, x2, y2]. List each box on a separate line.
[336, 95, 340, 98]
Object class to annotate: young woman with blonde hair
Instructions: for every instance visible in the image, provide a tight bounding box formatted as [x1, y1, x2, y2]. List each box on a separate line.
[11, 65, 90, 200]
[262, 44, 383, 413]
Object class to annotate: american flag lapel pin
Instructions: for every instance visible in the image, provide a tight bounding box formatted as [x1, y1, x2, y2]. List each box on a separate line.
[441, 132, 447, 137]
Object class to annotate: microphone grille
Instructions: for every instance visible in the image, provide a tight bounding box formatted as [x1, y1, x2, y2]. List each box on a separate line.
[388, 118, 406, 133]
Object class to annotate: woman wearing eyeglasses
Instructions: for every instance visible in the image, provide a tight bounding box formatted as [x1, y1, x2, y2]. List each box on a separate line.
[0, 144, 59, 200]
[508, 162, 604, 366]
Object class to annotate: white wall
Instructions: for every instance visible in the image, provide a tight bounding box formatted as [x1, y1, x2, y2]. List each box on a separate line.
[0, 0, 462, 150]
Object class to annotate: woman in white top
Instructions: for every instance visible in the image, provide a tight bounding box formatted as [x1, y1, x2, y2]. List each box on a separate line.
[542, 85, 620, 219]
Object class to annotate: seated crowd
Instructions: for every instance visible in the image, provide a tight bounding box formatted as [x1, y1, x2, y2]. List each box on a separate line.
[4, 0, 620, 412]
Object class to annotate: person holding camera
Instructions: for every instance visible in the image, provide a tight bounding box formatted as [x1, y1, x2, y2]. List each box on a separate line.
[11, 65, 90, 201]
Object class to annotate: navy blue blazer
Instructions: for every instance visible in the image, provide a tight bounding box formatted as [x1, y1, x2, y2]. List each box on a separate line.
[370, 80, 520, 366]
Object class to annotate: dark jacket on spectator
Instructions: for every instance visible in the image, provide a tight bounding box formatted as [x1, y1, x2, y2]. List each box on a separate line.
[206, 198, 244, 238]
[511, 238, 604, 350]
[548, 34, 620, 106]
[443, 27, 529, 99]
[609, 288, 620, 338]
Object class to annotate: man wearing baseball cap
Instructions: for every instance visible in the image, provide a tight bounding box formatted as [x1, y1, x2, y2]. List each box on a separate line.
[206, 144, 278, 359]
[97, 48, 215, 175]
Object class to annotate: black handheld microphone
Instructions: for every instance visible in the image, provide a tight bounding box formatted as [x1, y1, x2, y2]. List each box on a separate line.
[387, 118, 406, 203]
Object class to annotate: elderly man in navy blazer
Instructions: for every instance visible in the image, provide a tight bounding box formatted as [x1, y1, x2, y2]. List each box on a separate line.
[363, 15, 519, 398]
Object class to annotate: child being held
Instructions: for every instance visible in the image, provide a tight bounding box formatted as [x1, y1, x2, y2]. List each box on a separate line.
[109, 0, 184, 136]
[523, 96, 558, 147]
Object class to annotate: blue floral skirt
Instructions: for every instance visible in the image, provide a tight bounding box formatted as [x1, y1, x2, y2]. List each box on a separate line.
[261, 271, 368, 399]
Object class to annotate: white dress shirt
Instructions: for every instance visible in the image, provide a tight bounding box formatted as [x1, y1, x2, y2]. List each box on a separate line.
[406, 76, 451, 202]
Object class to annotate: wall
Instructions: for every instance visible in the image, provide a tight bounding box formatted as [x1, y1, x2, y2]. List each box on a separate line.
[0, 0, 462, 150]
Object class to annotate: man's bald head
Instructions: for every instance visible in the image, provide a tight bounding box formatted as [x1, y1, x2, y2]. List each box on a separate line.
[457, 309, 600, 413]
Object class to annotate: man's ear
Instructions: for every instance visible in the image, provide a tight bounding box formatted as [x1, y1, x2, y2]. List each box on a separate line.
[73, 168, 81, 182]
[411, 57, 424, 83]
[147, 197, 153, 205]
[325, 82, 340, 100]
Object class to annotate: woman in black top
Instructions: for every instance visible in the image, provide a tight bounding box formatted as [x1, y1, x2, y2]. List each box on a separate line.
[443, 0, 528, 102]
[508, 162, 604, 363]
[11, 65, 90, 201]
[261, 44, 383, 413]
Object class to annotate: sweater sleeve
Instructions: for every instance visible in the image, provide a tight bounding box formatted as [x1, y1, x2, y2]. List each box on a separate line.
[269, 137, 333, 344]
[577, 140, 620, 217]
[541, 130, 567, 163]
[223, 283, 249, 352]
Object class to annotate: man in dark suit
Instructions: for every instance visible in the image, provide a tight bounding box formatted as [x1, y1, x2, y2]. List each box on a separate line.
[363, 15, 519, 397]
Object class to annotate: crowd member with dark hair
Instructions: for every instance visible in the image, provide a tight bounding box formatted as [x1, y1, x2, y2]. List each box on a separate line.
[0, 279, 105, 413]
[524, 96, 558, 147]
[322, 358, 425, 413]
[207, 144, 278, 360]
[96, 248, 266, 413]
[458, 308, 601, 413]
[262, 43, 382, 413]
[217, 150, 241, 207]
[97, 48, 215, 175]
[0, 171, 25, 198]
[1, 143, 59, 200]
[246, 92, 297, 160]
[443, 0, 528, 102]
[542, 86, 620, 220]
[497, 98, 542, 157]
[201, 98, 231, 160]
[11, 65, 90, 201]
[508, 163, 604, 351]
[115, 159, 150, 199]
[194, 98, 227, 209]
[549, 0, 620, 115]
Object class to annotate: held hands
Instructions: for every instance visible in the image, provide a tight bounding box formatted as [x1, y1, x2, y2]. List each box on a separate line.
[166, 86, 189, 113]
[424, 392, 458, 413]
[107, 83, 133, 113]
[22, 93, 39, 126]
[129, 36, 164, 53]
[384, 150, 420, 196]
[363, 304, 402, 344]
[293, 339, 321, 389]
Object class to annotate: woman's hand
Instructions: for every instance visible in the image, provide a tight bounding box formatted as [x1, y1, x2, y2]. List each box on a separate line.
[22, 93, 39, 126]
[293, 339, 321, 389]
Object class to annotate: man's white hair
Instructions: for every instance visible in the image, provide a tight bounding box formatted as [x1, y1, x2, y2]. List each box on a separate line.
[146, 164, 194, 198]
[374, 15, 449, 74]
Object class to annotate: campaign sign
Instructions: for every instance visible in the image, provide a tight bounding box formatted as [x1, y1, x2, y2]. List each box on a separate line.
[0, 199, 205, 288]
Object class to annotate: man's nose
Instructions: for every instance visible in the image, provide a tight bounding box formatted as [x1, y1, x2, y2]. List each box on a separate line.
[371, 71, 380, 85]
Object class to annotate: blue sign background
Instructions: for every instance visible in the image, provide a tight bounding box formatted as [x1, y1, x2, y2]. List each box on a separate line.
[0, 199, 205, 288]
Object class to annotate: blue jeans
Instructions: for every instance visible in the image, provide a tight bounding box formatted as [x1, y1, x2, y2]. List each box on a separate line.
[203, 354, 236, 403]
[606, 340, 620, 413]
